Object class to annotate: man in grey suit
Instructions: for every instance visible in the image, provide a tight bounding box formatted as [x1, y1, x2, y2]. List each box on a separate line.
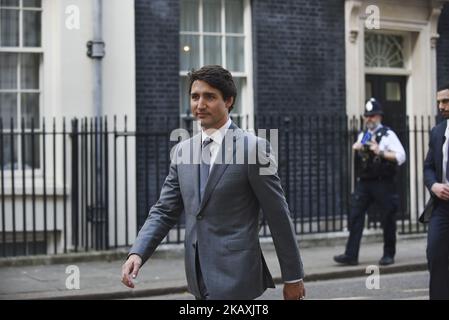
[121, 65, 305, 300]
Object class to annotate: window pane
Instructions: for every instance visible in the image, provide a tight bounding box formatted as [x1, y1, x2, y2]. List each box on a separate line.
[386, 82, 401, 101]
[0, 52, 18, 89]
[365, 33, 404, 68]
[180, 34, 199, 71]
[225, 0, 243, 33]
[226, 36, 244, 72]
[180, 0, 198, 32]
[21, 93, 39, 129]
[0, 9, 19, 46]
[0, 93, 17, 128]
[23, 0, 41, 8]
[23, 134, 40, 169]
[21, 53, 39, 89]
[203, 0, 221, 33]
[204, 35, 221, 65]
[1, 133, 17, 170]
[23, 10, 41, 46]
[0, 0, 19, 7]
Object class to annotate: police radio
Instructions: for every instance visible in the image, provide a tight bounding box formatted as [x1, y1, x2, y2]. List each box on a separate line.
[361, 131, 372, 152]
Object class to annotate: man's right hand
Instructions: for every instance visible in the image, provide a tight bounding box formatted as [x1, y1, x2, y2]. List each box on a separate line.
[431, 183, 449, 200]
[353, 142, 363, 151]
[121, 254, 142, 288]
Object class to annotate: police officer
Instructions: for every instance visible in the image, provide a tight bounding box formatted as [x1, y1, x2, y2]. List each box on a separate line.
[334, 98, 406, 266]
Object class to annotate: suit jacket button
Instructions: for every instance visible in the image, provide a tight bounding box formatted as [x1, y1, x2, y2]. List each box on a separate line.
[197, 215, 203, 220]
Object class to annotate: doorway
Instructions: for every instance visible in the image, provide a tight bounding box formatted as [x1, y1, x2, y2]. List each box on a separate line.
[365, 74, 409, 222]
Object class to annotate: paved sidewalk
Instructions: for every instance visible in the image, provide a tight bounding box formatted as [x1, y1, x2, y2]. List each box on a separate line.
[0, 233, 428, 300]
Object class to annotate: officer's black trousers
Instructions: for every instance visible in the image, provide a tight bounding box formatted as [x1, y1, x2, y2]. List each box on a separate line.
[427, 201, 449, 300]
[345, 179, 397, 260]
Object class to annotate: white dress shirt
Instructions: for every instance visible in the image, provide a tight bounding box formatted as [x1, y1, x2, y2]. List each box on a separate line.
[201, 118, 232, 172]
[442, 120, 449, 184]
[356, 124, 406, 166]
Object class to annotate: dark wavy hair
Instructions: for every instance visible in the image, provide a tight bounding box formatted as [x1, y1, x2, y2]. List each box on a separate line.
[188, 65, 237, 112]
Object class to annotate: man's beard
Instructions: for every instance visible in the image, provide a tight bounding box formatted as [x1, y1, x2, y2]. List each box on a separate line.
[440, 110, 449, 119]
[366, 121, 378, 130]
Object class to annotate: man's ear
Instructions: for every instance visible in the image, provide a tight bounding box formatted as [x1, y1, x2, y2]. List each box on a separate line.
[225, 96, 234, 111]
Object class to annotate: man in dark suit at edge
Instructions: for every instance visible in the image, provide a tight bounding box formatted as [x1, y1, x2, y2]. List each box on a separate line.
[423, 83, 449, 300]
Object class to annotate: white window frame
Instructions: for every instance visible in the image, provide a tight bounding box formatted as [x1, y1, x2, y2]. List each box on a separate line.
[179, 0, 254, 130]
[364, 30, 412, 76]
[0, 0, 43, 177]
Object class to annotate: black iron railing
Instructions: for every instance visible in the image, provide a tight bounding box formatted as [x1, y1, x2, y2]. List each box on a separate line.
[0, 114, 433, 257]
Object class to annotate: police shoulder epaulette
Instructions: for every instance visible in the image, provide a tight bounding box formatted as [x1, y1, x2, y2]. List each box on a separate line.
[378, 126, 390, 136]
[374, 126, 390, 142]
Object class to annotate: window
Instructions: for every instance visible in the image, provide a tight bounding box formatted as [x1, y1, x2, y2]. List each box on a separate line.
[179, 0, 252, 129]
[385, 81, 401, 101]
[365, 33, 404, 68]
[0, 0, 42, 170]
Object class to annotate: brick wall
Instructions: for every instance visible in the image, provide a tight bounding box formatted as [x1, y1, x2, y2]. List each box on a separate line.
[252, 0, 348, 222]
[252, 0, 346, 116]
[135, 0, 180, 227]
[437, 3, 449, 87]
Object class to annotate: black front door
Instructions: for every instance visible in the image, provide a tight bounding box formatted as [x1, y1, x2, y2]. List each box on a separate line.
[365, 75, 406, 135]
[365, 75, 408, 222]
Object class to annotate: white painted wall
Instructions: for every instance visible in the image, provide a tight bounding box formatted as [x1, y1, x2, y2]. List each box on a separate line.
[103, 0, 136, 124]
[102, 0, 137, 245]
[44, 0, 136, 123]
[1, 0, 137, 252]
[45, 0, 94, 119]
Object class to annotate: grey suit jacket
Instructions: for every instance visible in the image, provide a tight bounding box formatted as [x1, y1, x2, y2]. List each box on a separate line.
[129, 122, 304, 299]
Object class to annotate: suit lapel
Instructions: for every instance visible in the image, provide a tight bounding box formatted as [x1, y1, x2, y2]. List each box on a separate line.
[436, 121, 447, 181]
[196, 122, 244, 215]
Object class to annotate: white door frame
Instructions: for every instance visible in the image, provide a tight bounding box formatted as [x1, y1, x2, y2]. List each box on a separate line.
[345, 0, 447, 118]
[344, 0, 448, 222]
